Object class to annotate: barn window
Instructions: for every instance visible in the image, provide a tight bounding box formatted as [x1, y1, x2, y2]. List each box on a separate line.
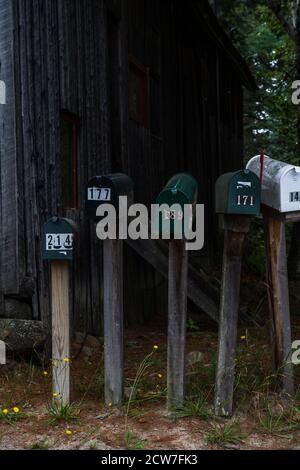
[129, 57, 149, 127]
[60, 111, 80, 210]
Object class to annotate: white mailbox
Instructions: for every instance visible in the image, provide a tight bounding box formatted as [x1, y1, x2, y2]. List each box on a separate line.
[246, 155, 300, 212]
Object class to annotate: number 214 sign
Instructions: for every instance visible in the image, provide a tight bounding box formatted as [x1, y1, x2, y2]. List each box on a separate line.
[46, 234, 74, 253]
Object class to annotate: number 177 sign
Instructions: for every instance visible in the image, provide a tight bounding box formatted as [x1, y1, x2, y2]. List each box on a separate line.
[88, 187, 111, 201]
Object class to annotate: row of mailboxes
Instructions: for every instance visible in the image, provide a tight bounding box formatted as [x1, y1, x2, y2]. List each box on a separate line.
[41, 156, 300, 260]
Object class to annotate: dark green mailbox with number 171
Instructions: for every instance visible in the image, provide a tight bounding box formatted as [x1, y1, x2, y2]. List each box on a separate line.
[215, 169, 261, 216]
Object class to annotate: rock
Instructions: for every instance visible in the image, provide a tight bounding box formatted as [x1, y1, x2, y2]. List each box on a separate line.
[86, 335, 100, 348]
[82, 346, 93, 360]
[0, 319, 48, 355]
[75, 331, 86, 344]
[186, 351, 203, 366]
[3, 298, 32, 320]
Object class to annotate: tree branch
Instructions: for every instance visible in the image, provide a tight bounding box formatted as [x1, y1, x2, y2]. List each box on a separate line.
[266, 0, 296, 42]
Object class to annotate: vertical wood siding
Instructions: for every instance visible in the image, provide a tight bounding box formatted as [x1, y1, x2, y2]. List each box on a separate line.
[0, 0, 246, 332]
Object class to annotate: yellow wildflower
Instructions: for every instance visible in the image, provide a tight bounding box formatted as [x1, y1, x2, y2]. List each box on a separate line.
[158, 374, 163, 379]
[13, 407, 20, 414]
[2, 409, 9, 416]
[43, 371, 48, 377]
[53, 392, 59, 398]
[108, 402, 112, 407]
[240, 336, 246, 341]
[153, 345, 159, 350]
[63, 358, 70, 363]
[65, 429, 72, 436]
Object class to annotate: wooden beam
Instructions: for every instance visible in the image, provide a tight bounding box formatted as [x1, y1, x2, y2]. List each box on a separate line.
[51, 261, 70, 405]
[263, 213, 294, 395]
[214, 215, 251, 417]
[167, 240, 188, 410]
[125, 237, 219, 323]
[103, 239, 124, 405]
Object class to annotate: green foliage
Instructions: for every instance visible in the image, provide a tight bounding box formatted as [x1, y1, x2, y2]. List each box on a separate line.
[218, 0, 298, 163]
[171, 394, 212, 420]
[47, 402, 80, 425]
[0, 407, 25, 425]
[206, 422, 246, 446]
[124, 431, 147, 450]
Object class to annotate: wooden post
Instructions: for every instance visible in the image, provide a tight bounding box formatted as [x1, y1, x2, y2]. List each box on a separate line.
[167, 239, 188, 411]
[263, 213, 294, 395]
[214, 215, 251, 417]
[51, 260, 70, 405]
[103, 239, 124, 405]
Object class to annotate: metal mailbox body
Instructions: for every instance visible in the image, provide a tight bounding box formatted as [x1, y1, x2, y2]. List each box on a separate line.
[42, 217, 77, 261]
[86, 173, 134, 219]
[156, 173, 198, 237]
[215, 169, 261, 215]
[246, 155, 300, 212]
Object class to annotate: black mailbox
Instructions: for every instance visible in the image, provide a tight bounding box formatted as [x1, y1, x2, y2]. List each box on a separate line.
[86, 173, 134, 219]
[42, 217, 77, 261]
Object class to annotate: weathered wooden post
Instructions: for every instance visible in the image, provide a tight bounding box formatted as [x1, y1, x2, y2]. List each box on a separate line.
[156, 174, 198, 410]
[214, 170, 261, 417]
[86, 174, 133, 406]
[247, 155, 300, 396]
[42, 217, 77, 405]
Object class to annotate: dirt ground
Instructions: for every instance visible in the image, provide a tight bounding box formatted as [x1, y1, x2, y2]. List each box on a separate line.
[1, 315, 300, 450]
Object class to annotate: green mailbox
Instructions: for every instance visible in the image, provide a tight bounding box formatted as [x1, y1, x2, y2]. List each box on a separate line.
[215, 170, 261, 215]
[42, 217, 77, 261]
[156, 173, 198, 238]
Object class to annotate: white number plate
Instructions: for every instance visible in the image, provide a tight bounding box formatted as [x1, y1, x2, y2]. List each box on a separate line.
[87, 187, 111, 201]
[290, 192, 300, 202]
[46, 234, 74, 251]
[236, 195, 255, 206]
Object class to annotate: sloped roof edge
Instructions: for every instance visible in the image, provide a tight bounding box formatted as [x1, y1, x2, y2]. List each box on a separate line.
[195, 1, 257, 91]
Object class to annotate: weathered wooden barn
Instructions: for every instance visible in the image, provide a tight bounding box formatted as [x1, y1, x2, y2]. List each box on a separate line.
[0, 0, 256, 334]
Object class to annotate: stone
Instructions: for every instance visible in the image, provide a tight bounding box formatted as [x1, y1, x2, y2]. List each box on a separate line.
[186, 351, 203, 366]
[0, 319, 48, 355]
[3, 298, 32, 320]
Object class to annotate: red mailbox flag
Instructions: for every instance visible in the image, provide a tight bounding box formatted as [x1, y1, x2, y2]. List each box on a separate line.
[260, 151, 265, 184]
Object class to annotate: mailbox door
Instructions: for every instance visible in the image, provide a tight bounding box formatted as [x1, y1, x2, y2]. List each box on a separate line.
[227, 170, 261, 215]
[281, 169, 300, 212]
[42, 218, 76, 261]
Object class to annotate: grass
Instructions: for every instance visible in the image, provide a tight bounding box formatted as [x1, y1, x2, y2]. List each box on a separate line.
[206, 422, 246, 446]
[0, 407, 25, 425]
[31, 439, 49, 450]
[123, 346, 160, 446]
[171, 394, 212, 420]
[124, 430, 147, 450]
[47, 401, 80, 425]
[258, 403, 300, 438]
